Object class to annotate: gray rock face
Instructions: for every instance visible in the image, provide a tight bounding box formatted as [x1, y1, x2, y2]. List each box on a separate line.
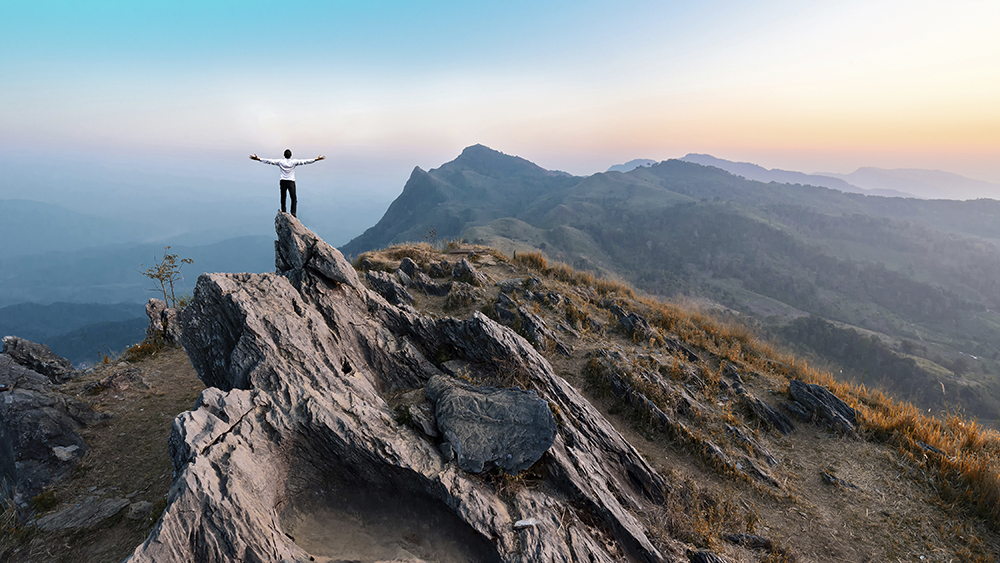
[1, 336, 75, 383]
[274, 212, 360, 287]
[144, 298, 183, 343]
[0, 352, 99, 507]
[131, 213, 676, 563]
[788, 380, 857, 434]
[365, 269, 415, 305]
[398, 256, 418, 277]
[145, 299, 166, 339]
[490, 294, 570, 356]
[425, 375, 556, 473]
[407, 269, 451, 296]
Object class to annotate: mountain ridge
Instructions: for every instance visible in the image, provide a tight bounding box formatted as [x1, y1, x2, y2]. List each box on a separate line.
[340, 144, 1000, 419]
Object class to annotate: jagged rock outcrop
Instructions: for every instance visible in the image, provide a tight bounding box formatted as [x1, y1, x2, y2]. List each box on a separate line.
[587, 348, 781, 488]
[603, 304, 698, 361]
[788, 380, 857, 434]
[398, 256, 419, 277]
[490, 292, 571, 356]
[452, 257, 490, 287]
[726, 366, 795, 435]
[1, 336, 75, 383]
[741, 392, 795, 435]
[365, 269, 415, 305]
[145, 298, 182, 343]
[129, 212, 681, 562]
[400, 261, 451, 296]
[0, 343, 100, 507]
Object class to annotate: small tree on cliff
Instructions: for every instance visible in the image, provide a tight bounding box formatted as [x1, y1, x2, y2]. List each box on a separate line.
[139, 246, 194, 309]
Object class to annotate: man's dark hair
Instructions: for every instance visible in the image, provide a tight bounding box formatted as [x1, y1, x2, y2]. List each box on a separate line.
[284, 149, 292, 158]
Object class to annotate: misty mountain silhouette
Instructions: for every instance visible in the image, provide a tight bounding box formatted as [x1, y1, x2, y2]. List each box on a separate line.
[826, 167, 1000, 200]
[678, 154, 915, 198]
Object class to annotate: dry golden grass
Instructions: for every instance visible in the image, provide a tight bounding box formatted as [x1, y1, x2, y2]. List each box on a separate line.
[508, 249, 1000, 533]
[647, 471, 742, 550]
[357, 242, 509, 270]
[354, 242, 1000, 559]
[512, 251, 635, 299]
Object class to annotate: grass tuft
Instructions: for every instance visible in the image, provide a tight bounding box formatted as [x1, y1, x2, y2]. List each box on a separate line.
[513, 251, 635, 298]
[121, 331, 167, 363]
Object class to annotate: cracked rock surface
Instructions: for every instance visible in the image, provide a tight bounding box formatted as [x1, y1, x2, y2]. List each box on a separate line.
[128, 212, 678, 562]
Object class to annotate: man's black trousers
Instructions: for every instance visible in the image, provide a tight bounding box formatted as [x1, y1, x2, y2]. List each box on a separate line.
[280, 180, 297, 217]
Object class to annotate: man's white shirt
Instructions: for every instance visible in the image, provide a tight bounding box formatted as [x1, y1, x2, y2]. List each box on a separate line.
[258, 157, 319, 181]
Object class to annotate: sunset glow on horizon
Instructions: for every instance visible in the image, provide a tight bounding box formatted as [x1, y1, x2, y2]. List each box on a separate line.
[2, 0, 999, 191]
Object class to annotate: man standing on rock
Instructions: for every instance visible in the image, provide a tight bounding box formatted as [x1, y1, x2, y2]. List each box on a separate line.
[250, 149, 325, 217]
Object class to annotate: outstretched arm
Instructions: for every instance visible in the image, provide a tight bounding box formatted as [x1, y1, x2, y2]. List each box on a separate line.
[299, 155, 326, 165]
[254, 154, 280, 165]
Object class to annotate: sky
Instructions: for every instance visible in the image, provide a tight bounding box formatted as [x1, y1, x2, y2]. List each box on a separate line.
[2, 0, 999, 214]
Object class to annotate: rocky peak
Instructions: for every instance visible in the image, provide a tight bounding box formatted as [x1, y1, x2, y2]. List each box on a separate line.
[443, 144, 566, 180]
[131, 212, 674, 562]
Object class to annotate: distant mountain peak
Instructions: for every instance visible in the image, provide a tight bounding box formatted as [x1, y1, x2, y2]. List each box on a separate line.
[441, 144, 562, 180]
[682, 153, 764, 171]
[607, 159, 658, 173]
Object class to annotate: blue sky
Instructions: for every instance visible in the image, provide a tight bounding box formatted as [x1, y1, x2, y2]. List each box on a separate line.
[2, 0, 999, 214]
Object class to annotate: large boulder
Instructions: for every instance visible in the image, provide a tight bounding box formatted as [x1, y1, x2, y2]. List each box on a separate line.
[425, 375, 556, 474]
[130, 212, 678, 563]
